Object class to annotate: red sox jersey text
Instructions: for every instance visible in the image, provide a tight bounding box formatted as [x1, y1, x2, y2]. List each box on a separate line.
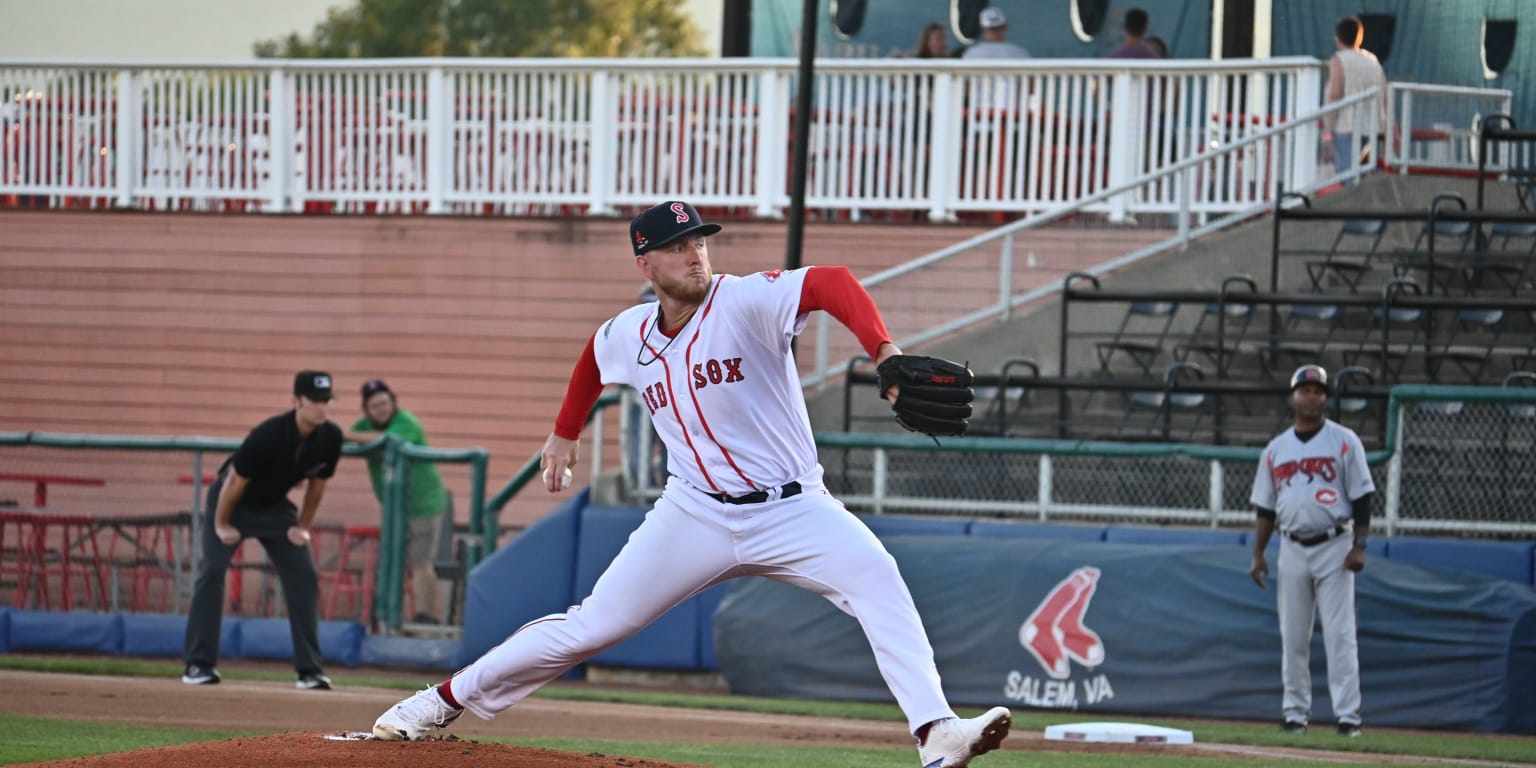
[590, 270, 820, 497]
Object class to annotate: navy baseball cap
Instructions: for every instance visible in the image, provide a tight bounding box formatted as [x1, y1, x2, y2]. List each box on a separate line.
[360, 378, 392, 406]
[629, 201, 722, 257]
[293, 370, 335, 401]
[1290, 364, 1328, 393]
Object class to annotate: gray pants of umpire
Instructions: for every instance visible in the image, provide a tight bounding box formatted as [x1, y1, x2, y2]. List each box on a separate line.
[183, 473, 324, 676]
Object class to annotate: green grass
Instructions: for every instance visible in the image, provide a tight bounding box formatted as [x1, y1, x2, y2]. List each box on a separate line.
[503, 738, 1402, 767]
[0, 713, 257, 765]
[0, 717, 1399, 768]
[1, 654, 1532, 766]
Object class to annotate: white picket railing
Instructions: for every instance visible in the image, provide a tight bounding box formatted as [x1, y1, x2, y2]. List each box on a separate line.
[1, 57, 1326, 219]
[1385, 82, 1523, 173]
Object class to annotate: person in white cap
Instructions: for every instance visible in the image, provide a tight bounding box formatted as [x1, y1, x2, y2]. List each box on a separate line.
[963, 7, 1031, 59]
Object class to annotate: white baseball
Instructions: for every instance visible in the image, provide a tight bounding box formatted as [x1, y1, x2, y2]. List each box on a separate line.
[543, 466, 573, 491]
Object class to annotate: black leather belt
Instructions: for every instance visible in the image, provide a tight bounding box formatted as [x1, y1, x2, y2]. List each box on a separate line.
[706, 481, 802, 505]
[1286, 526, 1346, 547]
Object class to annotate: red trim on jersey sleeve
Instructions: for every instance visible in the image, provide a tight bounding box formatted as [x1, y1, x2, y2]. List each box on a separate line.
[553, 335, 605, 440]
[799, 265, 892, 358]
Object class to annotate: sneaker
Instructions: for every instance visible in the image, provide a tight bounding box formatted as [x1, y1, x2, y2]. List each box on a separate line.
[372, 686, 463, 741]
[296, 673, 333, 690]
[1337, 722, 1363, 737]
[181, 664, 220, 685]
[917, 707, 1011, 768]
[1281, 720, 1308, 734]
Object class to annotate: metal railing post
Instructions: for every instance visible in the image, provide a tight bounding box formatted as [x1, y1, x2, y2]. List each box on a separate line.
[114, 69, 137, 208]
[1208, 459, 1223, 527]
[425, 66, 449, 214]
[1385, 404, 1404, 537]
[754, 70, 787, 217]
[267, 68, 292, 212]
[1105, 70, 1140, 223]
[1038, 454, 1052, 521]
[872, 448, 887, 515]
[587, 70, 617, 216]
[926, 71, 959, 222]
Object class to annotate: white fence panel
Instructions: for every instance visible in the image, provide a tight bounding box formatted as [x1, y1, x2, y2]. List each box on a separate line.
[0, 57, 1455, 220]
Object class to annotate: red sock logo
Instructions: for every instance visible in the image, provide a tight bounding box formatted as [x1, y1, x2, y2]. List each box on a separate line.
[1019, 567, 1104, 679]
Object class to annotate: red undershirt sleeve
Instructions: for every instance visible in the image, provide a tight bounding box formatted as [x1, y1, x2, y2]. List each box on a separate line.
[553, 334, 605, 440]
[799, 265, 892, 358]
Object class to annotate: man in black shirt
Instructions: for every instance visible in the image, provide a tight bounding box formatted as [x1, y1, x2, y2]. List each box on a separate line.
[182, 370, 345, 690]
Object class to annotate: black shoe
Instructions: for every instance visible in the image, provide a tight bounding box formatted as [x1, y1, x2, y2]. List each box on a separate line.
[181, 664, 220, 685]
[1280, 720, 1307, 734]
[1337, 722, 1362, 737]
[296, 672, 333, 690]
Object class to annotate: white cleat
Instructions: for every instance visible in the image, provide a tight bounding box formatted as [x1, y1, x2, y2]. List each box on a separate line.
[918, 707, 1012, 768]
[372, 686, 463, 741]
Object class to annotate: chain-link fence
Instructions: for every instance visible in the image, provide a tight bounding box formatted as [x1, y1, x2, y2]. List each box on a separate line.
[807, 384, 1536, 539]
[1385, 385, 1536, 537]
[0, 432, 487, 631]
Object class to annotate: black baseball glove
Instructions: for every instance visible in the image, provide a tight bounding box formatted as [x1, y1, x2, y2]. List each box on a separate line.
[875, 355, 975, 437]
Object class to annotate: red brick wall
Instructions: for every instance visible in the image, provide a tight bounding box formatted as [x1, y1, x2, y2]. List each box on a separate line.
[0, 210, 993, 528]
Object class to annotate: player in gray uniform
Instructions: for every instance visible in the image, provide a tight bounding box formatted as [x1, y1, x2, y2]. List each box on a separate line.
[1249, 364, 1374, 737]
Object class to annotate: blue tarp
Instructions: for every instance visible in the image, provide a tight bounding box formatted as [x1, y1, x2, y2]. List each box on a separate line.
[714, 537, 1536, 733]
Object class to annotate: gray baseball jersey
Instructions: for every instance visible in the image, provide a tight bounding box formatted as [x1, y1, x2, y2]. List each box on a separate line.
[1251, 418, 1372, 726]
[1250, 420, 1374, 534]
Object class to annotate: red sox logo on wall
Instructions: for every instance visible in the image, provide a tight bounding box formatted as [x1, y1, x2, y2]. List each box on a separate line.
[1020, 566, 1104, 679]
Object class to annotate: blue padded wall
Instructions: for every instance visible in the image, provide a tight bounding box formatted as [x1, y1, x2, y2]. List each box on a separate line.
[121, 613, 240, 659]
[695, 585, 730, 669]
[577, 505, 698, 669]
[1386, 537, 1535, 586]
[0, 608, 9, 653]
[9, 610, 122, 654]
[236, 618, 364, 668]
[1105, 526, 1246, 547]
[858, 514, 969, 539]
[457, 490, 584, 666]
[970, 521, 1109, 542]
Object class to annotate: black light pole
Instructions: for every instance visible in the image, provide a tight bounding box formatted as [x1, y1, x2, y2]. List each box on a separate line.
[785, 0, 818, 271]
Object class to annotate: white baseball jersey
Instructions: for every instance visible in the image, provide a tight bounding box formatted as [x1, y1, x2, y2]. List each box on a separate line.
[1251, 419, 1374, 535]
[445, 266, 962, 736]
[592, 269, 819, 497]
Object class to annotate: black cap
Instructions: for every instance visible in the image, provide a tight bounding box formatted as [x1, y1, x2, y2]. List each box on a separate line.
[360, 378, 392, 406]
[1290, 364, 1328, 393]
[629, 201, 722, 256]
[293, 370, 335, 401]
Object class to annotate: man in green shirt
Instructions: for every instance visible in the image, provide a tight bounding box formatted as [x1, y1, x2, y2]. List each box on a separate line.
[344, 379, 450, 625]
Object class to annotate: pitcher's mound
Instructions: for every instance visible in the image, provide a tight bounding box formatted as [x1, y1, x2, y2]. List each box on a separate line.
[18, 732, 707, 768]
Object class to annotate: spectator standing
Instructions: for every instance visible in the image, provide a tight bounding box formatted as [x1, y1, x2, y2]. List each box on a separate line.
[963, 7, 1031, 115]
[1325, 16, 1387, 181]
[344, 378, 451, 625]
[963, 7, 1030, 59]
[182, 370, 343, 690]
[1109, 9, 1161, 59]
[1249, 365, 1374, 737]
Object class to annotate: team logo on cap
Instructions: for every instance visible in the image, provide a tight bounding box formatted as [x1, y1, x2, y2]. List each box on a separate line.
[671, 202, 690, 223]
[314, 374, 332, 388]
[634, 231, 648, 248]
